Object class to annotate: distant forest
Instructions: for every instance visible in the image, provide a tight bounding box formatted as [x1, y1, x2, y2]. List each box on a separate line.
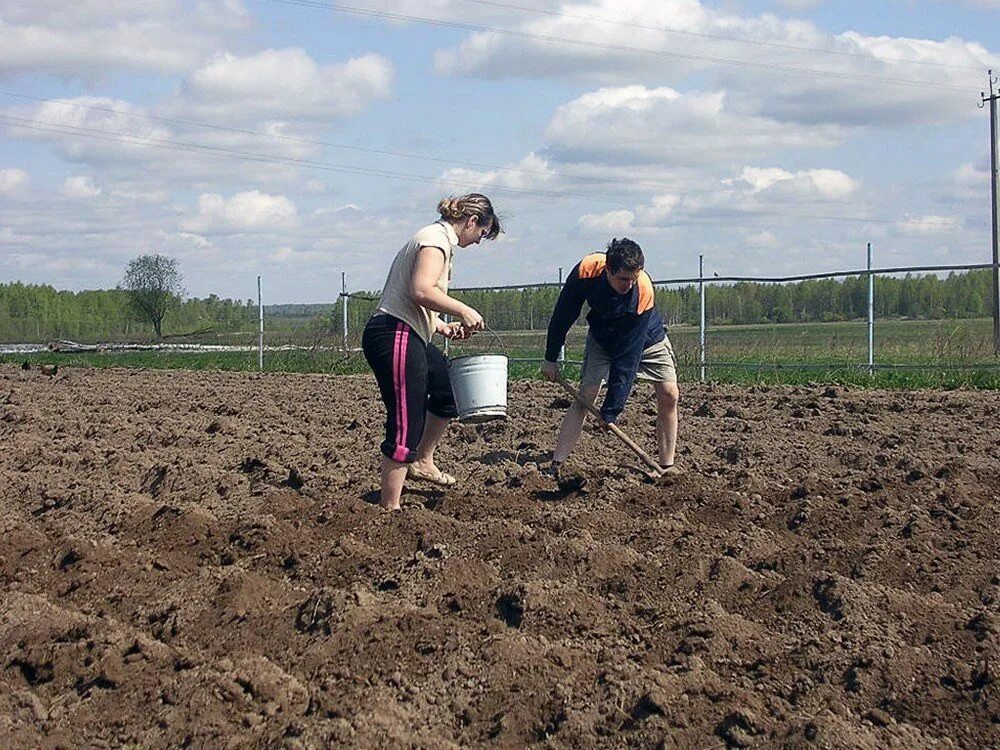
[0, 284, 256, 342]
[0, 269, 995, 342]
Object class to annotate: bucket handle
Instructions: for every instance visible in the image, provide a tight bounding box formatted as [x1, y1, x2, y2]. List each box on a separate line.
[450, 321, 508, 357]
[479, 323, 508, 355]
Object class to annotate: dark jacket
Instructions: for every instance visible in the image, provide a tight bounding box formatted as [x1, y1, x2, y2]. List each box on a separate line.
[545, 253, 665, 422]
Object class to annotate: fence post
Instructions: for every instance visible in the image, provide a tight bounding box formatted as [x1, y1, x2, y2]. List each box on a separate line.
[986, 73, 1000, 355]
[257, 275, 264, 372]
[699, 254, 706, 383]
[340, 272, 349, 351]
[867, 243, 874, 377]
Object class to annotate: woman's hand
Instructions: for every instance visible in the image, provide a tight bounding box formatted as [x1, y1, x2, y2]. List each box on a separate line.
[437, 320, 470, 340]
[459, 306, 484, 332]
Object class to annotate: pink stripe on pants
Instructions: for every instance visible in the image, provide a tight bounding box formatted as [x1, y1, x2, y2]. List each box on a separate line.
[391, 322, 410, 462]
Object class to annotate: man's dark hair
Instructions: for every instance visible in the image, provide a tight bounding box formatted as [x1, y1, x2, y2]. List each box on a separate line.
[606, 237, 644, 274]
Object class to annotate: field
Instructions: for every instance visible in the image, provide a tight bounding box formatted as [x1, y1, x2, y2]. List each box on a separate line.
[1, 364, 998, 748]
[5, 318, 1000, 389]
[447, 318, 1000, 368]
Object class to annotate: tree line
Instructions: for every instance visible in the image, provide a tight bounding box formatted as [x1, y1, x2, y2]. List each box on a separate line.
[333, 269, 997, 332]
[0, 282, 256, 342]
[1, 269, 995, 343]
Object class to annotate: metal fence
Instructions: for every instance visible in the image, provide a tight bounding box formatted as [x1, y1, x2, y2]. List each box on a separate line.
[333, 255, 1000, 381]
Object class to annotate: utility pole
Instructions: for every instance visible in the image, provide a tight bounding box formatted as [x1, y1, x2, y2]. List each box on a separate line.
[982, 70, 1000, 355]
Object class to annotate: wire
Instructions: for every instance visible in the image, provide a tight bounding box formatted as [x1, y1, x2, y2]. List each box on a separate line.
[457, 0, 991, 73]
[1, 90, 855, 203]
[254, 0, 983, 93]
[451, 262, 997, 291]
[4, 92, 984, 222]
[0, 114, 978, 228]
[0, 114, 625, 203]
[648, 262, 997, 286]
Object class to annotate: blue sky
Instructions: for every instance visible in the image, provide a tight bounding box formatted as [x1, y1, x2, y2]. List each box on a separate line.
[1, 0, 998, 303]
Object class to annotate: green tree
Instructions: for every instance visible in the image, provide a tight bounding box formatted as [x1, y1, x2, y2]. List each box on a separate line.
[119, 254, 184, 339]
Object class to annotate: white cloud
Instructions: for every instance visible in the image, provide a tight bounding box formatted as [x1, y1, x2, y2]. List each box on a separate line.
[954, 162, 988, 188]
[428, 0, 995, 129]
[0, 168, 30, 196]
[737, 167, 857, 198]
[428, 153, 558, 200]
[767, 0, 825, 10]
[4, 97, 326, 189]
[745, 229, 780, 248]
[545, 86, 844, 167]
[0, 1, 249, 78]
[314, 203, 365, 216]
[180, 49, 394, 121]
[895, 215, 961, 235]
[61, 176, 102, 199]
[109, 186, 171, 203]
[181, 190, 299, 234]
[635, 194, 681, 224]
[578, 210, 635, 233]
[5, 97, 175, 165]
[173, 232, 213, 249]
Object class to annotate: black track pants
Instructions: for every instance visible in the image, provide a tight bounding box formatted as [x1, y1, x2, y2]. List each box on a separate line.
[362, 314, 457, 463]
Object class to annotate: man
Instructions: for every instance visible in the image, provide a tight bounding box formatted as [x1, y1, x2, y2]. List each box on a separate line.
[541, 238, 679, 480]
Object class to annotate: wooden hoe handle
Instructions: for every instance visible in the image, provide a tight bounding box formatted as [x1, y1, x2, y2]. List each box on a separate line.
[555, 376, 663, 476]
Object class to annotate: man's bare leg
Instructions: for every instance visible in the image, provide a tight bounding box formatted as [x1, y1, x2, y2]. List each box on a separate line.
[654, 381, 679, 467]
[553, 384, 602, 465]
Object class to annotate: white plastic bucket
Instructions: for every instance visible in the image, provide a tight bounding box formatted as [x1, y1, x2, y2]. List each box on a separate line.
[449, 354, 508, 423]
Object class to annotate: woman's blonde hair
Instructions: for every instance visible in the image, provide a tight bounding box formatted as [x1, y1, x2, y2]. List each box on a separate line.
[437, 193, 503, 240]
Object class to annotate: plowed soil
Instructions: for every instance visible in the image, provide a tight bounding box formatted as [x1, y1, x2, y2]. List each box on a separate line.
[1, 365, 998, 749]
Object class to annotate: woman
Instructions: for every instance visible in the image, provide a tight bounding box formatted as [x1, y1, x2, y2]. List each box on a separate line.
[362, 194, 502, 510]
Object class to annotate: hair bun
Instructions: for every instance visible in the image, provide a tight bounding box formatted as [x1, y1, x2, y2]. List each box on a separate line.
[437, 198, 463, 221]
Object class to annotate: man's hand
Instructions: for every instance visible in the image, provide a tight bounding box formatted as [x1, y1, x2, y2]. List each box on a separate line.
[540, 360, 560, 382]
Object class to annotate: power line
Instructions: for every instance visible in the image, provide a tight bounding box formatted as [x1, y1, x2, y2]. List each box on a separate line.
[1, 92, 980, 220]
[2, 90, 852, 203]
[0, 114, 638, 204]
[0, 114, 976, 228]
[254, 0, 982, 93]
[457, 0, 991, 73]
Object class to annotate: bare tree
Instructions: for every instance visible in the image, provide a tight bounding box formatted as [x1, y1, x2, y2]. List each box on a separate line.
[119, 254, 184, 339]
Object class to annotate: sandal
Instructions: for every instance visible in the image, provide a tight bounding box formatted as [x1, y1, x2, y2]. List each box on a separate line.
[407, 466, 458, 487]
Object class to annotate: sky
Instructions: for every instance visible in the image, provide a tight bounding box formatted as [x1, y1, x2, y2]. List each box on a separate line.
[0, 0, 998, 303]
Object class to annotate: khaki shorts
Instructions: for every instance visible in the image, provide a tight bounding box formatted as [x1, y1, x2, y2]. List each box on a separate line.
[580, 333, 677, 389]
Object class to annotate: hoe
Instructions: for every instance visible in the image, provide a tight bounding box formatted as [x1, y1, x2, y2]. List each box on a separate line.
[555, 375, 673, 488]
